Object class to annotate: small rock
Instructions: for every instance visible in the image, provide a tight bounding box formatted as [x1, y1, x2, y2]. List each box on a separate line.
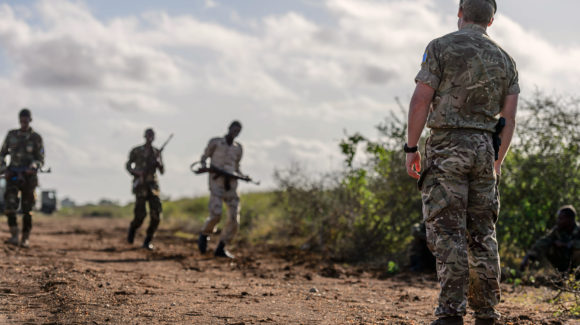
[309, 287, 319, 293]
[171, 302, 176, 306]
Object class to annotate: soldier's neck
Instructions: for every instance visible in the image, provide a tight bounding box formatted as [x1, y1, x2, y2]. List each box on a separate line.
[225, 135, 234, 146]
[459, 21, 488, 31]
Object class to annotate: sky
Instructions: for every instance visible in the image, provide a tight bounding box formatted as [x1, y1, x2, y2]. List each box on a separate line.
[0, 0, 579, 204]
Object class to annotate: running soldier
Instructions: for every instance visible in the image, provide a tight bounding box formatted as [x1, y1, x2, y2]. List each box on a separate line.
[0, 109, 45, 248]
[405, 0, 519, 324]
[126, 128, 164, 251]
[198, 121, 244, 259]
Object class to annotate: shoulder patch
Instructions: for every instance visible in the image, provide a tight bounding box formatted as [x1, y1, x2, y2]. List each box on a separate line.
[422, 50, 428, 64]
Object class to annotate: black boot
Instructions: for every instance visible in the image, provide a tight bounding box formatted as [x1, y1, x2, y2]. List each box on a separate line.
[198, 234, 208, 254]
[430, 316, 463, 325]
[20, 231, 30, 248]
[474, 318, 494, 325]
[142, 236, 154, 251]
[214, 241, 234, 259]
[127, 227, 136, 244]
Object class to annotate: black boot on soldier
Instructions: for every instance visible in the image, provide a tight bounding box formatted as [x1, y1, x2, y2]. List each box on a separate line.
[214, 241, 234, 259]
[127, 227, 136, 244]
[142, 236, 154, 251]
[198, 234, 208, 254]
[474, 318, 494, 325]
[430, 316, 463, 325]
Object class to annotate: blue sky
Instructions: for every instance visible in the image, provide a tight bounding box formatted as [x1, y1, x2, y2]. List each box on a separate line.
[0, 0, 579, 203]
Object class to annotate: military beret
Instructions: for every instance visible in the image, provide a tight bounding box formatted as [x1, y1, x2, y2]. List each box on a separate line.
[460, 0, 497, 14]
[19, 108, 31, 118]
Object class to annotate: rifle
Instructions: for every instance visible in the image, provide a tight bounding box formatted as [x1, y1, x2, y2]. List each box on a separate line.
[133, 134, 173, 189]
[0, 166, 51, 181]
[190, 161, 260, 190]
[492, 117, 506, 161]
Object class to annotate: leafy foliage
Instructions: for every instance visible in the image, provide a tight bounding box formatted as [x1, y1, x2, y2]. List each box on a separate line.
[275, 93, 580, 265]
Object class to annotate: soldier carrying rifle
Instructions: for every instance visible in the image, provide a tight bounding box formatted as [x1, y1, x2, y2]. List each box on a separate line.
[126, 128, 171, 250]
[0, 109, 45, 248]
[195, 121, 250, 259]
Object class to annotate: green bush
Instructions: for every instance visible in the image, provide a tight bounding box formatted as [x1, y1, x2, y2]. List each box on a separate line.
[274, 94, 580, 266]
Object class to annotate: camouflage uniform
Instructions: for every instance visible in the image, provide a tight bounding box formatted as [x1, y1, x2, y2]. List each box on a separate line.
[126, 145, 163, 240]
[0, 128, 44, 235]
[416, 24, 519, 320]
[200, 137, 243, 244]
[526, 224, 580, 272]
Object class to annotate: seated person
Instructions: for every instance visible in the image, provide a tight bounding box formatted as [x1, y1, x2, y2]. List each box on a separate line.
[520, 205, 580, 272]
[409, 221, 436, 273]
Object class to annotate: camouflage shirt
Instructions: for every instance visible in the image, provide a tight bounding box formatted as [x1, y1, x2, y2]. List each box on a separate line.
[126, 144, 162, 183]
[415, 23, 520, 133]
[527, 224, 580, 259]
[0, 128, 45, 170]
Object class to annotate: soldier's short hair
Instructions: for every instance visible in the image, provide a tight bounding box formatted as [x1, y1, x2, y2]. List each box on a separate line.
[229, 120, 242, 129]
[19, 108, 31, 118]
[144, 128, 155, 136]
[460, 0, 496, 24]
[558, 205, 577, 220]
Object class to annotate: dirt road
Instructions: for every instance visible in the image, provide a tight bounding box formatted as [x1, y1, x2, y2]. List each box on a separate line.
[0, 216, 574, 324]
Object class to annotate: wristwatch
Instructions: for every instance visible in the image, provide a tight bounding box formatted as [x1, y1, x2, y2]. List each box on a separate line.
[404, 143, 418, 153]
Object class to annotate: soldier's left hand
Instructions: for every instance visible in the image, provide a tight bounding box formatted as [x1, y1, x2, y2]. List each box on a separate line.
[406, 152, 421, 180]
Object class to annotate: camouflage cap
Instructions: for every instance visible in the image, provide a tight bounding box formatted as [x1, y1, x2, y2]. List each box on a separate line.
[460, 0, 497, 13]
[558, 205, 577, 219]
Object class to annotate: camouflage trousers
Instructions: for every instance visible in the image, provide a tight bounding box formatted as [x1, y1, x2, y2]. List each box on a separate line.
[130, 182, 162, 238]
[201, 184, 240, 244]
[4, 174, 37, 234]
[420, 129, 501, 320]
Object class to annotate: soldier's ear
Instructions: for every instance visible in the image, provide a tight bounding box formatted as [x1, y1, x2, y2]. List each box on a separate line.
[487, 17, 494, 27]
[457, 7, 464, 18]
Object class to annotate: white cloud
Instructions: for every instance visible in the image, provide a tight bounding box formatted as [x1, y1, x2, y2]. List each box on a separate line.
[0, 0, 578, 203]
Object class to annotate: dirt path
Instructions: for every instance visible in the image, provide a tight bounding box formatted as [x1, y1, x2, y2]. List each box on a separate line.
[0, 216, 574, 324]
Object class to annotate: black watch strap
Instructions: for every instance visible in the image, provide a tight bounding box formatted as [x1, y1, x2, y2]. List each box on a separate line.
[404, 143, 418, 153]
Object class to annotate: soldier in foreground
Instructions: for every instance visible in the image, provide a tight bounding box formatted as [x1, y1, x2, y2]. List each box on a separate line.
[197, 121, 244, 259]
[520, 206, 580, 273]
[126, 128, 165, 250]
[405, 0, 519, 324]
[0, 109, 45, 248]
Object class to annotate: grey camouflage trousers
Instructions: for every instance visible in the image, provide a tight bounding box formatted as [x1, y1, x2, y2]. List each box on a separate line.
[420, 129, 501, 320]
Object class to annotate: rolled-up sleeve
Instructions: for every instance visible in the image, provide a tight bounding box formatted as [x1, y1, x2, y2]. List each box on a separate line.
[415, 40, 441, 90]
[507, 63, 520, 95]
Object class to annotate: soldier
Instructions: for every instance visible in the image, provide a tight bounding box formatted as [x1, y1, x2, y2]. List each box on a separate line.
[404, 1, 519, 324]
[0, 109, 45, 248]
[409, 222, 436, 273]
[520, 206, 580, 273]
[126, 128, 164, 251]
[197, 121, 244, 259]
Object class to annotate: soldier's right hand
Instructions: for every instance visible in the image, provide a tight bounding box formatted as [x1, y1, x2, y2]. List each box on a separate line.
[406, 152, 421, 180]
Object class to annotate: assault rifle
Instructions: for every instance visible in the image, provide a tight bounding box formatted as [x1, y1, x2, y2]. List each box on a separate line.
[133, 134, 173, 189]
[190, 161, 260, 190]
[0, 166, 52, 181]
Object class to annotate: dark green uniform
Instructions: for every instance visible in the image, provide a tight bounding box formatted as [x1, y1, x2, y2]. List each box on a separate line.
[526, 224, 580, 272]
[0, 128, 44, 235]
[126, 144, 162, 240]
